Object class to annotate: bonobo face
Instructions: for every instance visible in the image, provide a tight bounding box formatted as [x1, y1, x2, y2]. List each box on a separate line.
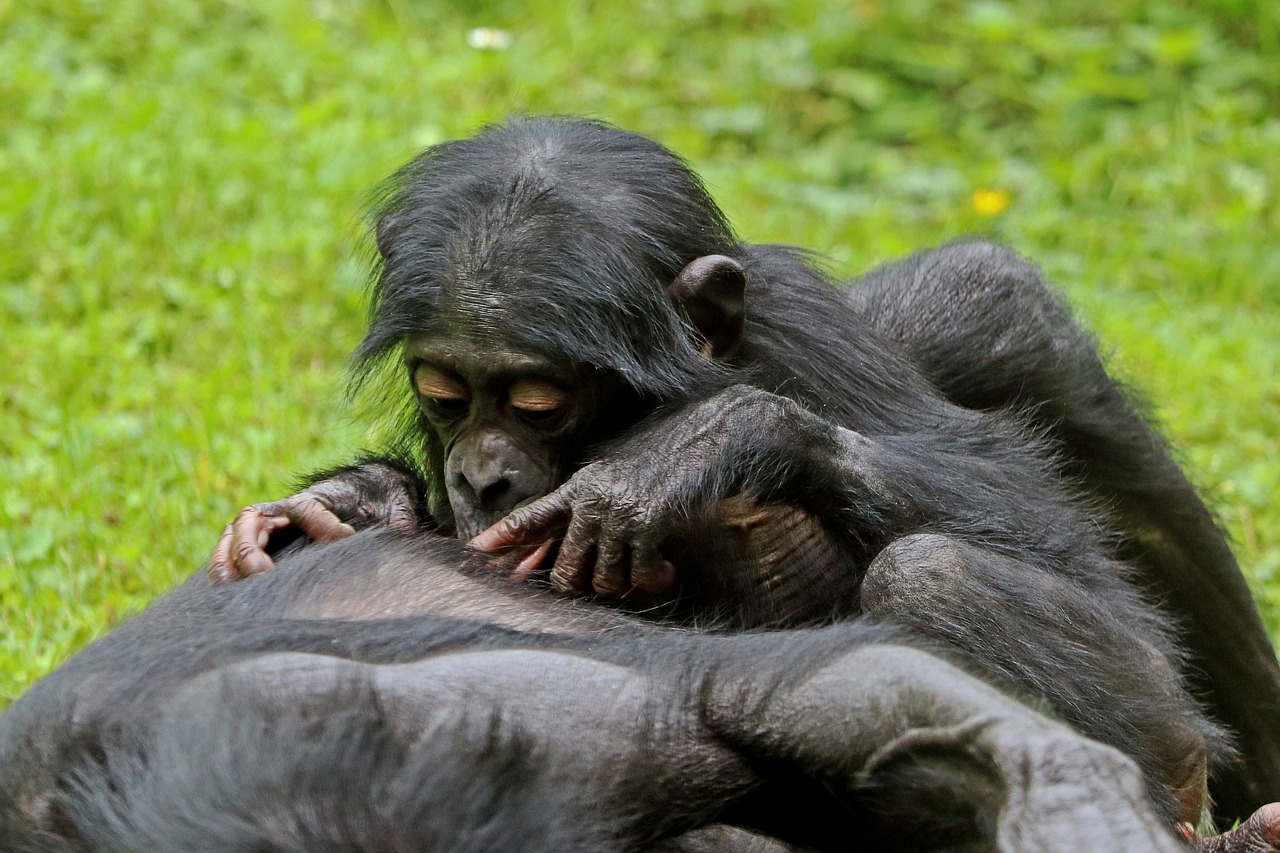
[404, 332, 635, 539]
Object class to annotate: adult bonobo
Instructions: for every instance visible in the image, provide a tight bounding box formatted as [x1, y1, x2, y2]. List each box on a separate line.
[211, 117, 1280, 824]
[0, 530, 1204, 852]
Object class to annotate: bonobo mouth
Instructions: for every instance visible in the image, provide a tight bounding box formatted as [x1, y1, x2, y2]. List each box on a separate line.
[452, 493, 546, 542]
[454, 513, 500, 542]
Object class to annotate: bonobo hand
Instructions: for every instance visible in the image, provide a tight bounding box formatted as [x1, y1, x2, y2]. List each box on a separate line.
[208, 462, 421, 584]
[468, 459, 680, 598]
[469, 385, 839, 599]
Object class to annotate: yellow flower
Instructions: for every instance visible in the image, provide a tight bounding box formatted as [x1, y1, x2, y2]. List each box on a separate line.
[972, 188, 1011, 216]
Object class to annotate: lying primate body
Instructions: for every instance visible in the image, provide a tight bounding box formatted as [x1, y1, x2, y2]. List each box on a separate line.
[212, 117, 1280, 823]
[0, 530, 1205, 852]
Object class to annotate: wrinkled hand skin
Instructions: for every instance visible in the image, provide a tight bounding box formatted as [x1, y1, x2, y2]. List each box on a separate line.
[1194, 804, 1280, 852]
[470, 459, 680, 598]
[470, 387, 817, 599]
[208, 463, 421, 583]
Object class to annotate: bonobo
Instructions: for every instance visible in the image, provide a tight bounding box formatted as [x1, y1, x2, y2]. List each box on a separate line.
[0, 530, 1204, 852]
[211, 117, 1280, 823]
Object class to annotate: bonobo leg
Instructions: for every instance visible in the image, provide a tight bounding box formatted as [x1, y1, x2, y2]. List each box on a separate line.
[861, 533, 1209, 825]
[846, 240, 1280, 820]
[475, 382, 1219, 821]
[700, 637, 1184, 852]
[154, 650, 758, 849]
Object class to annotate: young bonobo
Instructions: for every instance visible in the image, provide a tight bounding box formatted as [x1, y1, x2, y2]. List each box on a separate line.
[210, 117, 1280, 828]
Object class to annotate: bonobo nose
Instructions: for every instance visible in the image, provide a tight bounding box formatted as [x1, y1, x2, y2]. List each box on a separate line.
[446, 431, 550, 516]
[456, 460, 534, 513]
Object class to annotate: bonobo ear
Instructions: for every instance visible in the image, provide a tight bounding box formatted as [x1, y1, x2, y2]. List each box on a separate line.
[669, 255, 746, 360]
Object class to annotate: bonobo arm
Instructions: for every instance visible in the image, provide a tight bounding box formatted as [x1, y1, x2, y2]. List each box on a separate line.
[472, 385, 1217, 818]
[846, 240, 1280, 824]
[475, 384, 1101, 600]
[702, 639, 1186, 852]
[208, 459, 427, 583]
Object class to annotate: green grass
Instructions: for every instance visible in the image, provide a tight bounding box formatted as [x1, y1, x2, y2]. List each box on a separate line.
[2, 0, 1277, 704]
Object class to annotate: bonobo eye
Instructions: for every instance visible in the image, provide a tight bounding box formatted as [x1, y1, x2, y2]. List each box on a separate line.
[508, 379, 568, 426]
[413, 364, 470, 415]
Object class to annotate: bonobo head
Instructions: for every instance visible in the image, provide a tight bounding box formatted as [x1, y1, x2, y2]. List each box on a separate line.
[358, 117, 749, 536]
[401, 334, 639, 537]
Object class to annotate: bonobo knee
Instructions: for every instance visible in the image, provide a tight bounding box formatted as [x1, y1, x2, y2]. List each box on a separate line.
[853, 239, 1083, 385]
[928, 238, 1034, 279]
[861, 534, 968, 615]
[923, 239, 1066, 327]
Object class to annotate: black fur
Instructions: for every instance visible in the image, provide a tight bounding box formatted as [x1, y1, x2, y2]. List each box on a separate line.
[309, 117, 1280, 820]
[1, 532, 1186, 852]
[48, 683, 612, 853]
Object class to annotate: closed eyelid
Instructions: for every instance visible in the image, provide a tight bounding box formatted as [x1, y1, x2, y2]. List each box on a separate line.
[508, 380, 568, 412]
[414, 365, 470, 400]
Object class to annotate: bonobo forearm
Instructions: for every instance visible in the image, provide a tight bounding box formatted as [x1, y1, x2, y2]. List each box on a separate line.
[616, 385, 1102, 567]
[474, 384, 1118, 599]
[297, 457, 429, 532]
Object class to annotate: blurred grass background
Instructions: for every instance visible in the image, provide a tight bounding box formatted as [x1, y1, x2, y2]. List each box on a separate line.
[1, 0, 1277, 704]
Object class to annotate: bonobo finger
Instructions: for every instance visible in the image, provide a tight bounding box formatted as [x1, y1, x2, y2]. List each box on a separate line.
[478, 539, 556, 581]
[550, 513, 597, 594]
[208, 524, 238, 584]
[469, 541, 532, 575]
[283, 497, 355, 543]
[590, 537, 627, 598]
[511, 540, 555, 581]
[629, 547, 677, 595]
[229, 508, 280, 578]
[469, 493, 570, 553]
[259, 513, 294, 547]
[1196, 802, 1280, 852]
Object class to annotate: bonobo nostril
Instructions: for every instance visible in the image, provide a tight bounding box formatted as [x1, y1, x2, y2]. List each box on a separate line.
[452, 467, 512, 508]
[477, 478, 511, 511]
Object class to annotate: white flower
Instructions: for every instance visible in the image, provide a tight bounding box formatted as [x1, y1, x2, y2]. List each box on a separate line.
[466, 28, 513, 50]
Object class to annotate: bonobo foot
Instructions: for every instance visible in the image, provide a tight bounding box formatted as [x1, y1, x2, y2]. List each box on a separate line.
[690, 497, 850, 625]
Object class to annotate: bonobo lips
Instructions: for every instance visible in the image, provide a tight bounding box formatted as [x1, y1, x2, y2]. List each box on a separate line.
[453, 493, 544, 542]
